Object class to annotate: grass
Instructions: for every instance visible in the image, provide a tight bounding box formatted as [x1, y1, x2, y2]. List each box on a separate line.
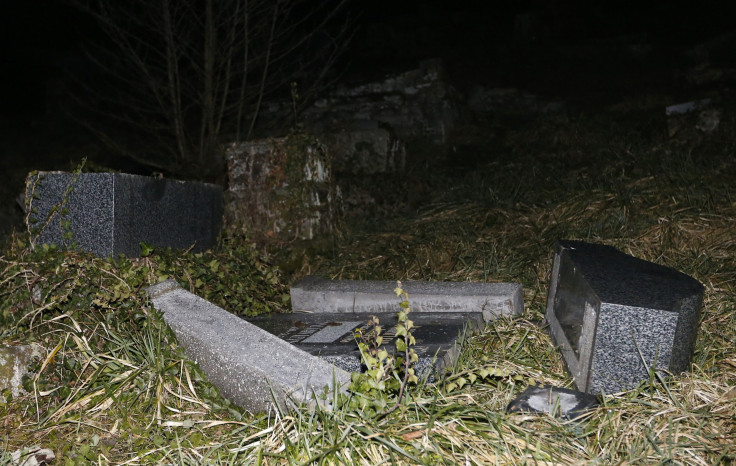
[1, 95, 735, 463]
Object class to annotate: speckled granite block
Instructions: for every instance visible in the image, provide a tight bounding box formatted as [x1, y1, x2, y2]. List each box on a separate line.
[26, 172, 222, 257]
[546, 240, 704, 394]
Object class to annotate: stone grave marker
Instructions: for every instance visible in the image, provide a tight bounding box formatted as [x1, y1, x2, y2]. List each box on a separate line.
[245, 311, 484, 379]
[258, 276, 525, 379]
[146, 276, 523, 411]
[147, 281, 349, 413]
[26, 172, 222, 257]
[545, 240, 704, 394]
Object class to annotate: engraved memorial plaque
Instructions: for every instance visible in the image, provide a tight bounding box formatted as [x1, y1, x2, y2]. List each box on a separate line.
[245, 312, 483, 378]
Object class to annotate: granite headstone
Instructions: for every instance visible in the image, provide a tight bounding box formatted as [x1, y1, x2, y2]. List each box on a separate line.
[26, 172, 222, 257]
[546, 240, 704, 394]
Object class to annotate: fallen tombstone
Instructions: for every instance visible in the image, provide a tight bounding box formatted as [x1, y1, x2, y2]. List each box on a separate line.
[545, 240, 704, 394]
[25, 172, 222, 257]
[147, 276, 523, 410]
[245, 311, 484, 379]
[146, 280, 350, 413]
[290, 275, 524, 322]
[506, 385, 599, 420]
[244, 276, 524, 380]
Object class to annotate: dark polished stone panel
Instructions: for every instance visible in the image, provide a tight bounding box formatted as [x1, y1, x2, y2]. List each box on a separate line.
[245, 311, 483, 379]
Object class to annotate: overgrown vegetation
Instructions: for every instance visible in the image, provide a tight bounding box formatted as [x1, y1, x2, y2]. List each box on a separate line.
[0, 232, 287, 463]
[346, 282, 419, 420]
[2, 95, 735, 463]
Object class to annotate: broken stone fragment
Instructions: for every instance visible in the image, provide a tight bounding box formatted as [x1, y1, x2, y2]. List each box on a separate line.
[0, 343, 42, 400]
[10, 445, 55, 466]
[506, 385, 599, 420]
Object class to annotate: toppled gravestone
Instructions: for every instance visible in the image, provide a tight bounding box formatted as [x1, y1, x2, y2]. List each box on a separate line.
[245, 276, 524, 380]
[224, 133, 341, 241]
[245, 311, 484, 380]
[545, 240, 704, 394]
[25, 172, 222, 257]
[147, 280, 349, 413]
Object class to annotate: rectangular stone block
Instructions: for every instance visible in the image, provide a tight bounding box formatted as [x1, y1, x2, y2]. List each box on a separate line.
[147, 281, 349, 413]
[245, 311, 484, 379]
[545, 240, 704, 394]
[290, 276, 523, 322]
[26, 172, 222, 257]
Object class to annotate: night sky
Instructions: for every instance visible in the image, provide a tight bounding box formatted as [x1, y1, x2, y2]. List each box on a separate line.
[1, 0, 734, 165]
[2, 0, 733, 118]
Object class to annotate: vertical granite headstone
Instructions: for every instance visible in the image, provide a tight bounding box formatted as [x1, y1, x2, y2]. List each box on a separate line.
[546, 240, 704, 394]
[26, 172, 222, 257]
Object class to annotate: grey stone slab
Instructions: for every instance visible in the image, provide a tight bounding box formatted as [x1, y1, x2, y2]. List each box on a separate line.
[506, 385, 599, 421]
[290, 276, 523, 322]
[146, 281, 350, 414]
[245, 311, 483, 379]
[545, 240, 704, 394]
[26, 172, 222, 257]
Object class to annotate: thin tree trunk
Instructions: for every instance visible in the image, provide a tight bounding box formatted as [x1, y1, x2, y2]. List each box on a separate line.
[236, 0, 250, 141]
[247, 0, 278, 140]
[162, 0, 188, 165]
[200, 0, 216, 166]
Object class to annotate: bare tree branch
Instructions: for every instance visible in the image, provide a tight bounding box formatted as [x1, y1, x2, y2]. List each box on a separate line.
[69, 0, 353, 178]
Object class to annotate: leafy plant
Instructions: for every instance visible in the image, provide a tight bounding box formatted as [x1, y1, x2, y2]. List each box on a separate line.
[347, 281, 418, 419]
[25, 158, 87, 252]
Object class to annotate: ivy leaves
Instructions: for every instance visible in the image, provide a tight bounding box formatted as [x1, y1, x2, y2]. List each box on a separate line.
[347, 281, 419, 419]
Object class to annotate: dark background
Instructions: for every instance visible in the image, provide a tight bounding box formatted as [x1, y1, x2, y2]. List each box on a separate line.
[3, 0, 734, 122]
[1, 0, 735, 237]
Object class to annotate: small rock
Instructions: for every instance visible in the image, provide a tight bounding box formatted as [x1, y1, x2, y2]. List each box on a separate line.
[507, 385, 599, 420]
[10, 446, 55, 466]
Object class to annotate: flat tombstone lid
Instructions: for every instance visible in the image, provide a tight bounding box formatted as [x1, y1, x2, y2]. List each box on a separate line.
[245, 311, 483, 361]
